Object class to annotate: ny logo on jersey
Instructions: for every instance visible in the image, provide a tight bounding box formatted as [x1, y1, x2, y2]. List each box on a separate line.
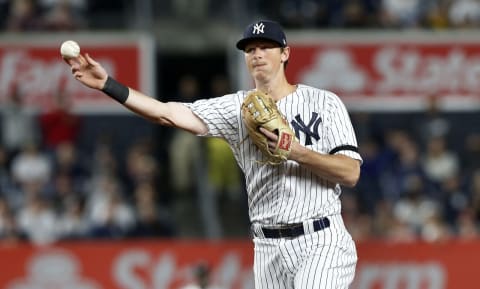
[252, 22, 265, 34]
[291, 112, 322, 146]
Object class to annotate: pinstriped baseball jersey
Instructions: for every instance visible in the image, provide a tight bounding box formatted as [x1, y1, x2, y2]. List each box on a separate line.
[185, 84, 362, 225]
[186, 84, 361, 288]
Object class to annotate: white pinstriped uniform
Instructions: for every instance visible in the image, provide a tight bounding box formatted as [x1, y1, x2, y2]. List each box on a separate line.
[185, 84, 362, 289]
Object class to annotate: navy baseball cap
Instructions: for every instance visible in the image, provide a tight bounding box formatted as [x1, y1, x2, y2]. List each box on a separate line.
[236, 20, 287, 51]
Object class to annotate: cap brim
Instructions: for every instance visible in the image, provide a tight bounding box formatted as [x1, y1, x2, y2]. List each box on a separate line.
[236, 37, 284, 51]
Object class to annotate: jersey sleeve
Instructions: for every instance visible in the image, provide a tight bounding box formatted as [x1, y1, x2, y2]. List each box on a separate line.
[183, 93, 241, 144]
[324, 92, 362, 163]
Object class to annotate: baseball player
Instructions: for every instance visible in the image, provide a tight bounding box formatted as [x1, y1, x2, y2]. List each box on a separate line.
[64, 20, 362, 289]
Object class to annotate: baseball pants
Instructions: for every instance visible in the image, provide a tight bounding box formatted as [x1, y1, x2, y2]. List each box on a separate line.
[252, 214, 357, 289]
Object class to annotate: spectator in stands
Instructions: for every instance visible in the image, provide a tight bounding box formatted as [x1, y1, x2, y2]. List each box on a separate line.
[469, 169, 480, 222]
[204, 74, 247, 237]
[48, 170, 73, 203]
[39, 89, 82, 150]
[38, 0, 87, 31]
[393, 173, 440, 234]
[52, 142, 89, 192]
[421, 135, 460, 187]
[380, 0, 422, 28]
[168, 75, 203, 236]
[381, 129, 427, 202]
[356, 137, 386, 213]
[168, 75, 202, 194]
[448, 0, 480, 27]
[10, 142, 52, 191]
[129, 182, 175, 238]
[205, 137, 246, 237]
[0, 196, 23, 243]
[5, 0, 43, 31]
[420, 0, 450, 29]
[87, 174, 135, 238]
[1, 83, 40, 157]
[342, 192, 374, 241]
[171, 0, 209, 24]
[420, 211, 452, 242]
[342, 0, 374, 28]
[440, 174, 469, 227]
[385, 218, 417, 242]
[124, 139, 159, 194]
[371, 199, 396, 239]
[16, 192, 58, 245]
[415, 94, 451, 146]
[90, 137, 119, 179]
[279, 0, 326, 27]
[456, 208, 479, 240]
[57, 195, 89, 240]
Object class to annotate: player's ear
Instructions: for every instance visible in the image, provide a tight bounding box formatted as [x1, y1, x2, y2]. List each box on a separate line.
[280, 47, 290, 63]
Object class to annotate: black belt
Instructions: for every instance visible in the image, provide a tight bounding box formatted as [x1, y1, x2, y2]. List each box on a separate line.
[261, 217, 330, 239]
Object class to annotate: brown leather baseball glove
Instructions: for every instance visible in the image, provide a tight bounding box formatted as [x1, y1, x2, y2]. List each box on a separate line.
[241, 90, 295, 165]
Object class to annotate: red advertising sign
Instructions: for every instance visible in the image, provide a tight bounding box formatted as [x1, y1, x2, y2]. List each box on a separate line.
[0, 34, 154, 113]
[1, 239, 480, 289]
[352, 240, 480, 289]
[236, 32, 480, 111]
[0, 240, 254, 289]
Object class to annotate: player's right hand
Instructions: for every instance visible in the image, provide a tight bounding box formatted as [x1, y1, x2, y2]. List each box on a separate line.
[64, 53, 108, 90]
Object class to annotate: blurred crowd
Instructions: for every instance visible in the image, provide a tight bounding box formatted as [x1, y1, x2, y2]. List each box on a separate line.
[0, 84, 174, 246]
[0, 75, 479, 246]
[263, 0, 480, 29]
[1, 0, 480, 246]
[345, 97, 480, 243]
[0, 74, 249, 246]
[0, 0, 88, 31]
[2, 0, 480, 32]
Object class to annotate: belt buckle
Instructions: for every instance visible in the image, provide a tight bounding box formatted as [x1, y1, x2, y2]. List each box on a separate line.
[281, 224, 299, 239]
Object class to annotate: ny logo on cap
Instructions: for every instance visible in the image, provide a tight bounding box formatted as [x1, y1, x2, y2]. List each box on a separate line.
[252, 22, 265, 34]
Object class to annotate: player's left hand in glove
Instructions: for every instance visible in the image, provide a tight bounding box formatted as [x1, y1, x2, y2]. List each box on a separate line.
[241, 90, 296, 165]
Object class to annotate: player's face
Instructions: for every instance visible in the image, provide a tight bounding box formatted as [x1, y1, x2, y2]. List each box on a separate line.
[244, 40, 285, 81]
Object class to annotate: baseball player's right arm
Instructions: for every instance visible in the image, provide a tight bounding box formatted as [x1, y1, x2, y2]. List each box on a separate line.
[65, 53, 208, 135]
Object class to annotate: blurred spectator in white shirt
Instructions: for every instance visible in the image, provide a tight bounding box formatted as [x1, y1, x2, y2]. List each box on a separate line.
[16, 193, 58, 245]
[381, 0, 421, 27]
[421, 136, 459, 185]
[1, 84, 40, 156]
[11, 142, 52, 189]
[87, 174, 135, 238]
[393, 174, 440, 233]
[57, 195, 89, 240]
[449, 0, 480, 27]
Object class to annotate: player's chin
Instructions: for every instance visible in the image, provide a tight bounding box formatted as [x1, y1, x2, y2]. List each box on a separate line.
[252, 70, 269, 82]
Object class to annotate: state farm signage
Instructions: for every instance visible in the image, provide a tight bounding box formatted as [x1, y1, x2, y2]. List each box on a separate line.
[1, 239, 479, 289]
[0, 34, 154, 113]
[251, 32, 480, 111]
[289, 45, 480, 94]
[0, 240, 254, 289]
[353, 263, 446, 289]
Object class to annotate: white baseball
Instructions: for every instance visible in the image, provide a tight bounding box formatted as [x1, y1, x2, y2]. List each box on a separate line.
[60, 40, 80, 58]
